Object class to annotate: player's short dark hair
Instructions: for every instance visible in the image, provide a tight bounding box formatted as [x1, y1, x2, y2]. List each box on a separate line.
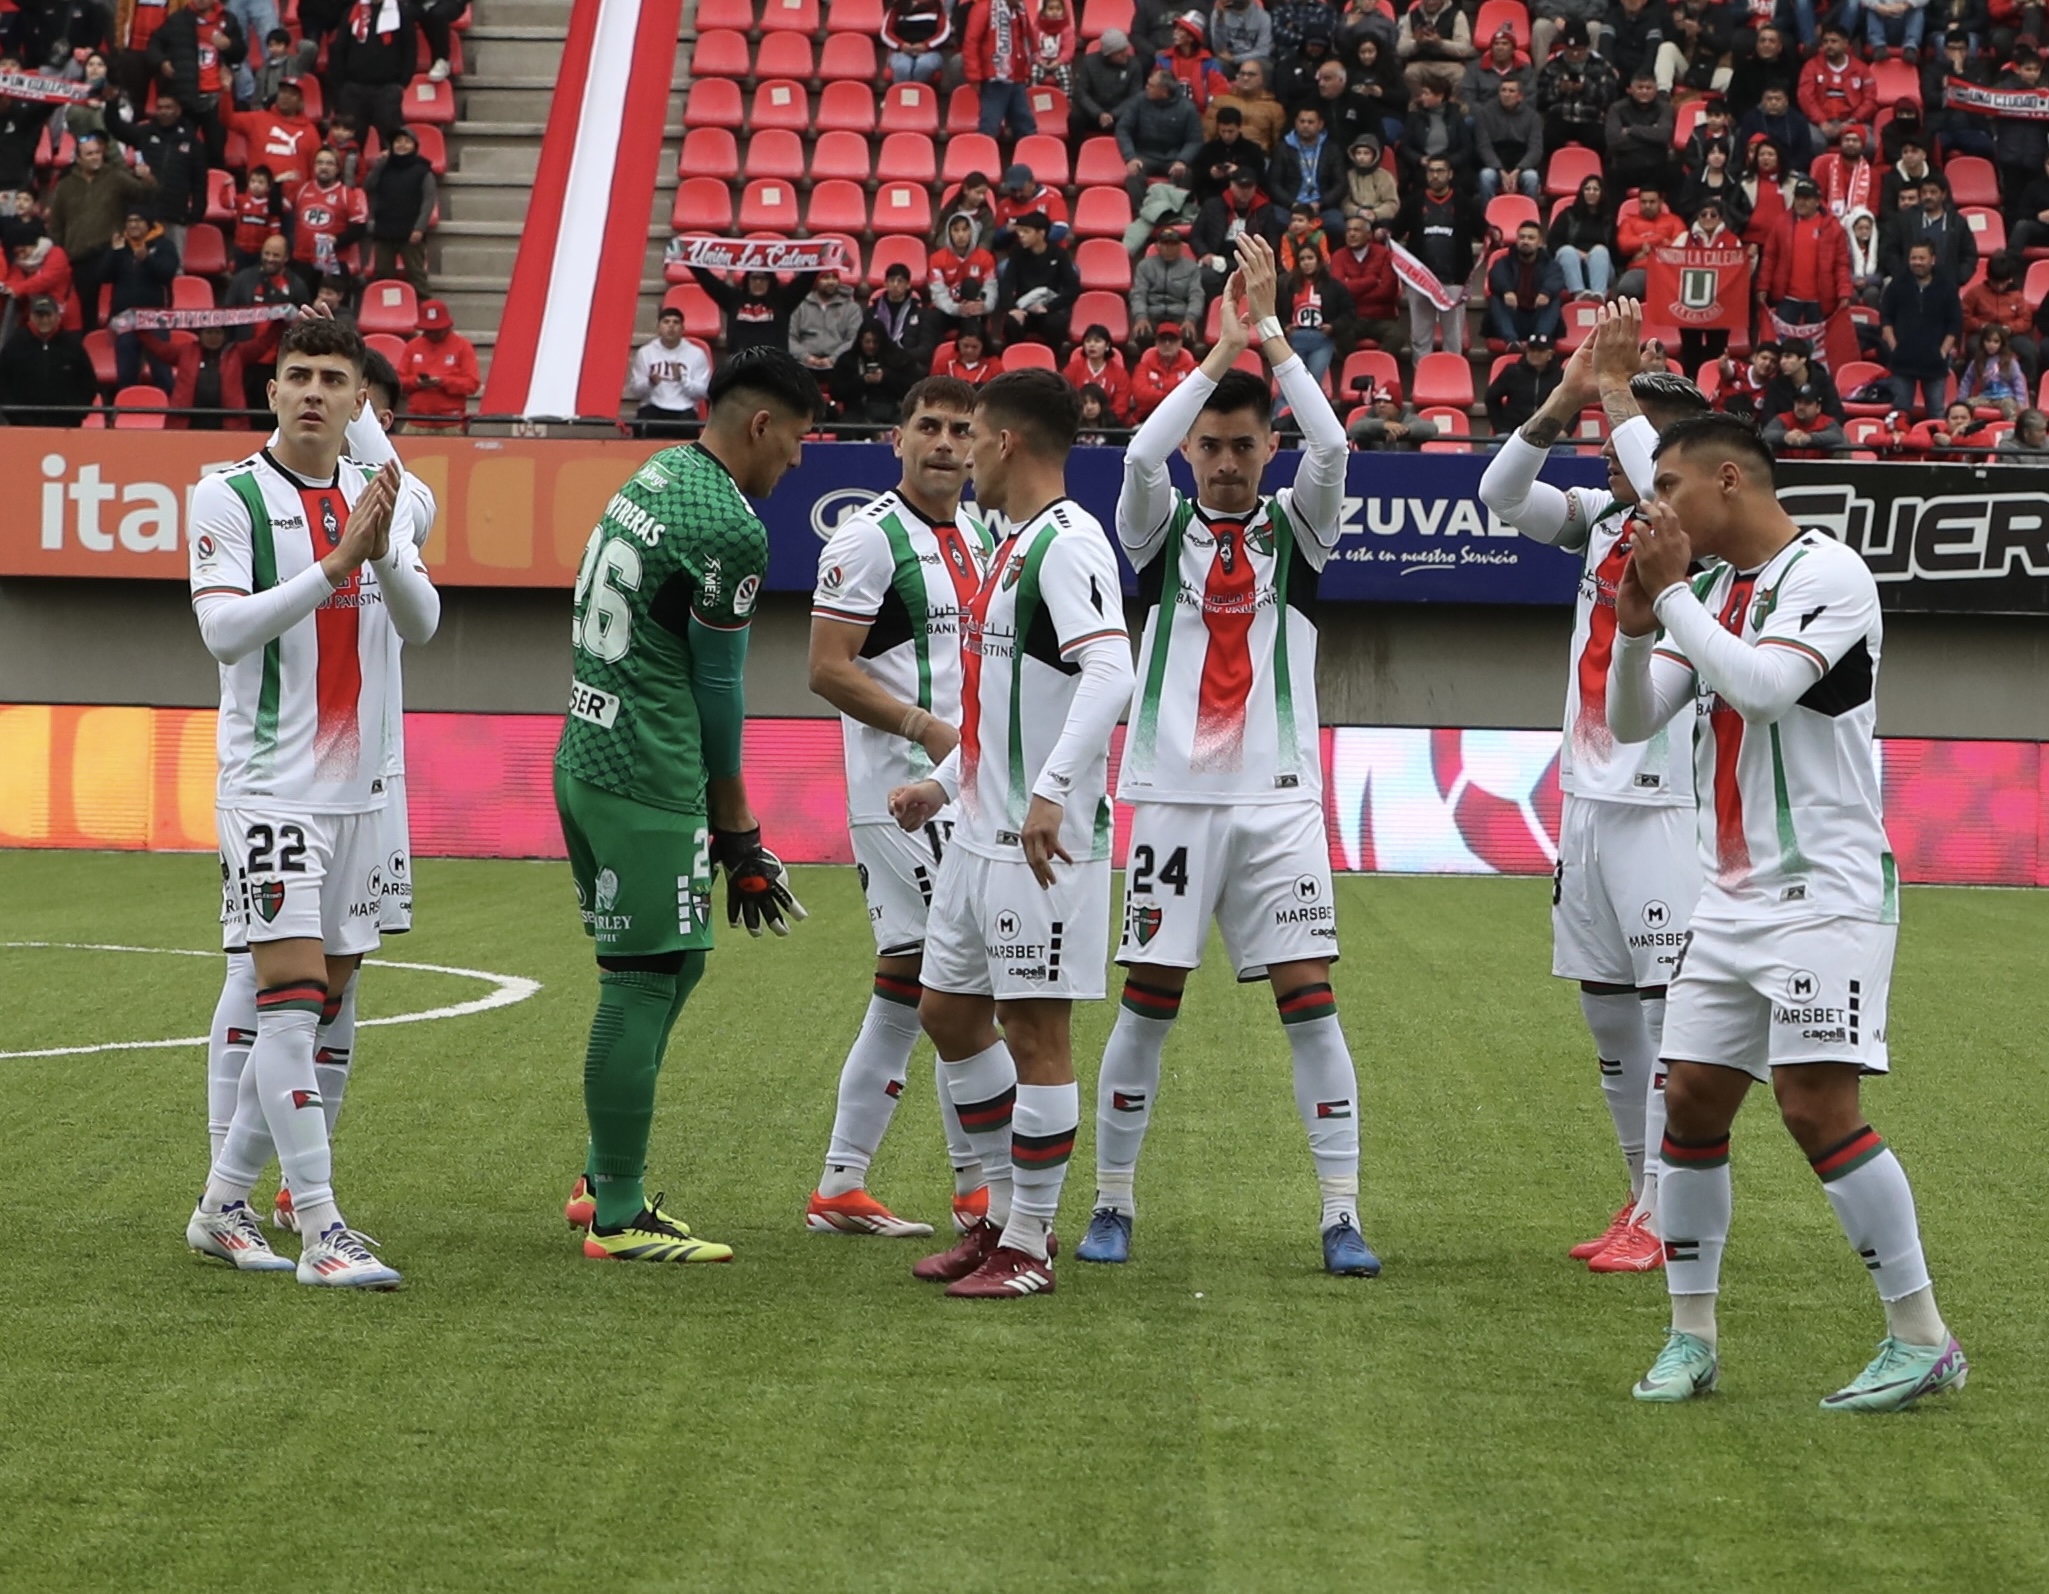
[1630, 370, 1709, 421]
[899, 375, 977, 422]
[976, 368, 1080, 456]
[708, 345, 822, 421]
[1200, 368, 1273, 425]
[360, 347, 400, 414]
[1653, 411, 1775, 484]
[276, 314, 366, 375]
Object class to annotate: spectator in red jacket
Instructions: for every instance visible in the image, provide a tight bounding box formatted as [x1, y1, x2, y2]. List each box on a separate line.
[230, 167, 287, 269]
[138, 318, 283, 428]
[1326, 213, 1407, 354]
[292, 146, 370, 282]
[991, 163, 1071, 242]
[1158, 11, 1229, 109]
[1130, 318, 1200, 416]
[1061, 322, 1133, 419]
[936, 323, 1000, 383]
[1032, 0, 1078, 90]
[1612, 182, 1688, 298]
[225, 80, 322, 194]
[1797, 26, 1877, 146]
[1758, 177, 1853, 322]
[928, 211, 999, 334]
[964, 0, 1039, 139]
[400, 297, 478, 429]
[3, 222, 80, 331]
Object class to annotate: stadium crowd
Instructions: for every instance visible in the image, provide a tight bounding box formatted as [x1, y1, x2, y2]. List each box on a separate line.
[652, 0, 2049, 456]
[0, 0, 469, 428]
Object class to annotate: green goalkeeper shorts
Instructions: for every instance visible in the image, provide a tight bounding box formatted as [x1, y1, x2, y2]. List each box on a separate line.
[554, 768, 716, 957]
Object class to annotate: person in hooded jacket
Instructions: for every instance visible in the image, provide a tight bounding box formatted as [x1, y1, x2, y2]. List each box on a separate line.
[830, 319, 919, 431]
[363, 125, 436, 292]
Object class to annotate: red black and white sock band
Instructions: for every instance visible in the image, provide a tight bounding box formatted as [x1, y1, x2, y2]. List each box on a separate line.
[1120, 978, 1183, 1020]
[956, 1085, 1016, 1134]
[321, 991, 345, 1025]
[257, 981, 327, 1018]
[1662, 1131, 1731, 1171]
[1809, 1125, 1887, 1184]
[1012, 1126, 1077, 1170]
[1277, 983, 1338, 1027]
[873, 972, 923, 1009]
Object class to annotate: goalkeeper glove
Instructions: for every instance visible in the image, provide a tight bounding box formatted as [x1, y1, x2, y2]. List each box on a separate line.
[711, 826, 808, 937]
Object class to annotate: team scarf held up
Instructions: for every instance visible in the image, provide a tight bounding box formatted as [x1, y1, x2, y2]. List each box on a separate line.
[0, 70, 96, 105]
[108, 304, 302, 334]
[665, 236, 851, 274]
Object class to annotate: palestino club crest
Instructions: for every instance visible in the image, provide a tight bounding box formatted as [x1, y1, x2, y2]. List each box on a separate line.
[1001, 554, 1025, 591]
[1130, 902, 1162, 948]
[320, 495, 341, 548]
[252, 880, 286, 923]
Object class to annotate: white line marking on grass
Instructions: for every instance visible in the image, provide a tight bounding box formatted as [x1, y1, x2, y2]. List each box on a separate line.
[0, 943, 541, 1059]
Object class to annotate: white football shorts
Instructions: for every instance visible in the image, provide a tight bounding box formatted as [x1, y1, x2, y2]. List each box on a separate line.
[921, 844, 1111, 1002]
[851, 815, 952, 957]
[219, 806, 385, 957]
[1115, 799, 1336, 980]
[377, 772, 414, 934]
[1551, 793, 1701, 988]
[1661, 912, 1896, 1080]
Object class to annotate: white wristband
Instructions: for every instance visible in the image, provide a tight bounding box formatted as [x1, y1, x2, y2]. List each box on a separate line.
[1255, 316, 1285, 343]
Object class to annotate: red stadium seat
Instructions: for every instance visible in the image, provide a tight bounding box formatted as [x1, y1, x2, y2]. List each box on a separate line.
[808, 129, 871, 181]
[749, 79, 811, 131]
[1002, 343, 1058, 371]
[873, 131, 933, 183]
[1420, 405, 1471, 434]
[1837, 360, 1893, 418]
[358, 280, 421, 335]
[180, 223, 229, 277]
[113, 385, 170, 428]
[1072, 290, 1129, 343]
[761, 0, 819, 30]
[1412, 351, 1474, 409]
[1012, 133, 1070, 187]
[739, 177, 802, 230]
[1081, 0, 1133, 39]
[405, 74, 457, 125]
[171, 274, 215, 310]
[1964, 207, 2005, 255]
[694, 0, 756, 32]
[1671, 96, 1707, 148]
[815, 79, 876, 133]
[1072, 186, 1133, 238]
[83, 330, 118, 388]
[34, 125, 76, 169]
[1075, 237, 1132, 291]
[1843, 416, 1890, 448]
[943, 133, 1002, 184]
[1231, 349, 1267, 380]
[690, 27, 752, 78]
[1559, 299, 1601, 350]
[945, 83, 981, 134]
[1485, 193, 1539, 240]
[754, 29, 815, 80]
[2028, 260, 2049, 308]
[681, 126, 740, 180]
[1946, 156, 1998, 208]
[685, 77, 745, 128]
[868, 234, 927, 288]
[203, 168, 237, 221]
[1026, 84, 1069, 127]
[826, 0, 884, 30]
[224, 127, 249, 170]
[1545, 145, 1602, 197]
[1872, 57, 1919, 108]
[1074, 137, 1125, 186]
[819, 33, 875, 79]
[872, 181, 933, 234]
[294, 73, 326, 119]
[365, 123, 448, 175]
[880, 81, 940, 132]
[1473, 0, 1529, 48]
[672, 175, 735, 230]
[803, 178, 868, 232]
[365, 332, 409, 367]
[662, 282, 724, 338]
[811, 232, 863, 278]
[746, 127, 806, 180]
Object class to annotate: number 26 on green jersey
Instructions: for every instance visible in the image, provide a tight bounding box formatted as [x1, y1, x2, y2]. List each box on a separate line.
[572, 526, 641, 662]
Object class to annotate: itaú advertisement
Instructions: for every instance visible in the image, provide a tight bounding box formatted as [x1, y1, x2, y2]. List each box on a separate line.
[2, 707, 2044, 888]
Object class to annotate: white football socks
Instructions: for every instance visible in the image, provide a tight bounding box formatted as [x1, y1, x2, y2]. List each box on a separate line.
[1280, 987, 1361, 1232]
[1003, 1080, 1079, 1262]
[1092, 984, 1180, 1216]
[936, 1051, 982, 1195]
[314, 973, 358, 1143]
[942, 1040, 1018, 1228]
[1811, 1128, 1942, 1343]
[818, 988, 923, 1197]
[206, 952, 258, 1167]
[1581, 989, 1656, 1200]
[1639, 994, 1668, 1230]
[208, 996, 341, 1236]
[1659, 1131, 1731, 1346]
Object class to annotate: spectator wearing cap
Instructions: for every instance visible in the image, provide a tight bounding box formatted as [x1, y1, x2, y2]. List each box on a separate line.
[328, 0, 423, 142]
[1758, 177, 1851, 327]
[44, 130, 155, 332]
[1486, 334, 1562, 434]
[1209, 0, 1274, 77]
[993, 163, 1072, 243]
[1073, 28, 1148, 137]
[1346, 383, 1441, 448]
[1763, 384, 1845, 457]
[1993, 50, 2049, 211]
[225, 79, 323, 193]
[869, 263, 934, 360]
[1487, 221, 1565, 346]
[791, 269, 864, 371]
[1397, 0, 1473, 98]
[2, 221, 80, 331]
[1130, 319, 1199, 417]
[883, 0, 954, 84]
[1158, 11, 1229, 109]
[1530, 0, 1608, 72]
[140, 316, 283, 429]
[625, 307, 710, 438]
[364, 126, 437, 294]
[105, 89, 207, 260]
[1736, 84, 1816, 173]
[1797, 26, 1876, 146]
[997, 211, 1080, 346]
[1131, 224, 1206, 344]
[928, 211, 998, 335]
[1192, 168, 1282, 297]
[1394, 151, 1483, 354]
[1881, 239, 1961, 416]
[1062, 322, 1134, 419]
[1269, 103, 1345, 232]
[1340, 133, 1398, 225]
[1205, 58, 1288, 149]
[1463, 27, 1532, 104]
[1475, 75, 1544, 200]
[401, 297, 479, 430]
[1118, 67, 1206, 209]
[1810, 123, 1876, 218]
[1328, 212, 1407, 353]
[1606, 71, 1675, 195]
[1881, 175, 1974, 286]
[1192, 106, 1269, 202]
[691, 262, 820, 353]
[965, 0, 1040, 138]
[1537, 21, 1621, 155]
[146, 0, 243, 164]
[107, 208, 178, 389]
[0, 293, 99, 426]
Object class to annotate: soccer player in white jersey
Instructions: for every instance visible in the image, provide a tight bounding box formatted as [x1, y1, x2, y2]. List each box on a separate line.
[1072, 236, 1376, 1277]
[201, 348, 441, 1236]
[1608, 413, 1965, 1410]
[184, 315, 439, 1289]
[888, 369, 1135, 1299]
[803, 377, 995, 1238]
[1478, 302, 1710, 1274]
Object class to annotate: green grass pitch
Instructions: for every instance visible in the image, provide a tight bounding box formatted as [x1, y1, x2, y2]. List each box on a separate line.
[1, 849, 2044, 1593]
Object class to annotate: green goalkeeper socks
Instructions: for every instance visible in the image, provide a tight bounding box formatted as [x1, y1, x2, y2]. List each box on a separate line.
[582, 957, 707, 1229]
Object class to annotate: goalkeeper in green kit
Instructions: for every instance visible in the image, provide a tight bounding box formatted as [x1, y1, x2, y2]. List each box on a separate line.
[554, 347, 821, 1262]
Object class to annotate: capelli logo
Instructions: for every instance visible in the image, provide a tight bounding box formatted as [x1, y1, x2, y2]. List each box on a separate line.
[810, 488, 883, 542]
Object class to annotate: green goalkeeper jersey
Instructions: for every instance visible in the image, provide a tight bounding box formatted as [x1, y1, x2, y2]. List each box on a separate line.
[554, 443, 768, 813]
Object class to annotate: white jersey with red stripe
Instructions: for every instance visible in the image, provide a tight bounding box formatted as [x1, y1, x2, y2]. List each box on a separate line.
[189, 449, 394, 814]
[1656, 532, 1895, 923]
[954, 498, 1127, 862]
[811, 491, 994, 823]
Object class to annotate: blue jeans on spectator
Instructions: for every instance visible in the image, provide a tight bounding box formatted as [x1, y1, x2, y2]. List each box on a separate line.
[114, 331, 173, 391]
[226, 0, 280, 103]
[978, 80, 1036, 137]
[890, 49, 946, 82]
[1793, 0, 1860, 47]
[1865, 3, 1923, 51]
[1487, 296, 1563, 345]
[1287, 326, 1336, 385]
[1890, 370, 1947, 416]
[1555, 245, 1612, 295]
[1479, 167, 1541, 200]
